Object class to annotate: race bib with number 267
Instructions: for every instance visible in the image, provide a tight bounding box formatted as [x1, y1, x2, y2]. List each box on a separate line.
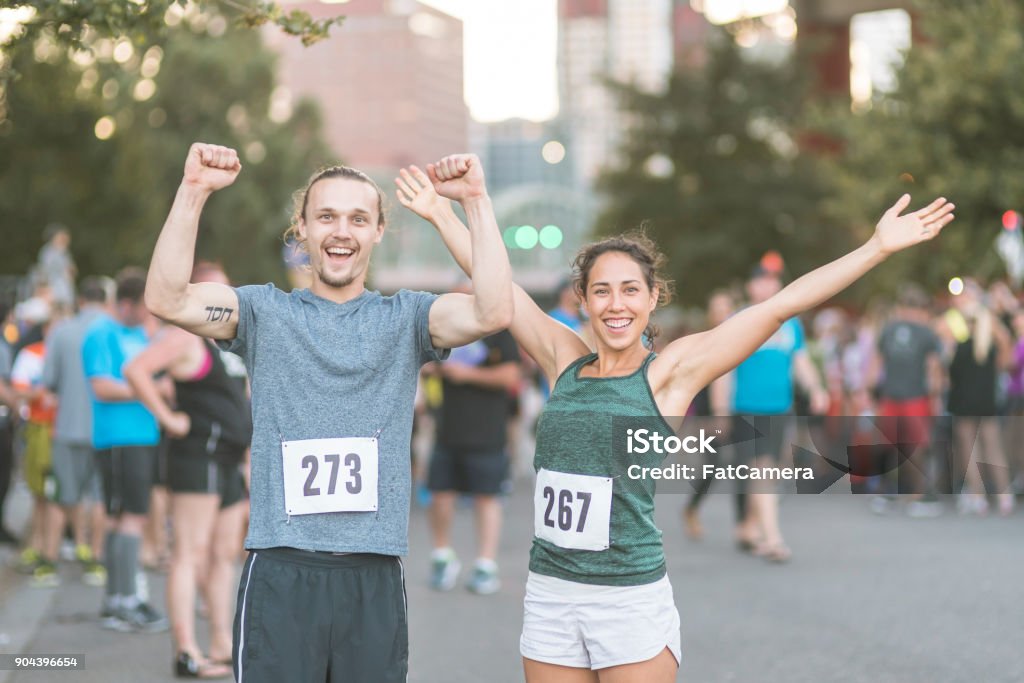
[533, 468, 612, 551]
[281, 437, 378, 516]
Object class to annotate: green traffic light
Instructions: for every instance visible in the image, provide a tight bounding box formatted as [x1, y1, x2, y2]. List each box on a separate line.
[503, 226, 519, 249]
[515, 225, 539, 249]
[539, 225, 563, 249]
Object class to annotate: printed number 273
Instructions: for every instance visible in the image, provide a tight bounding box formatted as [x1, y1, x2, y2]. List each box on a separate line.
[301, 453, 362, 497]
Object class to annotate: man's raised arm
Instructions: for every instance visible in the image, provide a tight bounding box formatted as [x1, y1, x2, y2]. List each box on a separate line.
[145, 143, 241, 340]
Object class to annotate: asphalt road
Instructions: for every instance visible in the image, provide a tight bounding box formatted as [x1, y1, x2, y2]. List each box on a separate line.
[1, 479, 1022, 683]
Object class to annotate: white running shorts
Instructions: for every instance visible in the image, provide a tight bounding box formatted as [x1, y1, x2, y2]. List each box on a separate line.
[520, 571, 682, 670]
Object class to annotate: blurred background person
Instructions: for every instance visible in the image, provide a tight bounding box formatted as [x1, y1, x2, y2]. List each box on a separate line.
[9, 299, 60, 586]
[125, 260, 250, 678]
[682, 289, 738, 541]
[42, 276, 112, 588]
[869, 285, 944, 516]
[427, 284, 521, 595]
[943, 279, 1014, 516]
[730, 263, 829, 563]
[83, 268, 167, 632]
[35, 223, 77, 312]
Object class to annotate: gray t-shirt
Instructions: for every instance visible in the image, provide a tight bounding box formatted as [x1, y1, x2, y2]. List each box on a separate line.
[221, 284, 447, 555]
[42, 307, 104, 445]
[877, 320, 941, 400]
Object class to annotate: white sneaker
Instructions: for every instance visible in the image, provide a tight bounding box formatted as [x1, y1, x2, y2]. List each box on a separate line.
[429, 548, 461, 592]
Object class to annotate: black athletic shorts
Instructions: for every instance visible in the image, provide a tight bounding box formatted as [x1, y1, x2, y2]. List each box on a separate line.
[167, 453, 246, 508]
[96, 445, 157, 516]
[233, 548, 408, 683]
[426, 444, 509, 495]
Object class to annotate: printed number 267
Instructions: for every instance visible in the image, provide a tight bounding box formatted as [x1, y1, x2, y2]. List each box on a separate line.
[542, 487, 591, 532]
[301, 453, 362, 497]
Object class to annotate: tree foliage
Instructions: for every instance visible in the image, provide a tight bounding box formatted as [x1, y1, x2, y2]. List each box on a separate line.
[0, 13, 335, 285]
[595, 32, 840, 306]
[1, 0, 344, 83]
[812, 0, 1024, 292]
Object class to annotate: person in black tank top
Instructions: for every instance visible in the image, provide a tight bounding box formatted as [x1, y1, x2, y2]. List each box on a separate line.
[124, 262, 250, 679]
[398, 166, 956, 682]
[944, 283, 1015, 516]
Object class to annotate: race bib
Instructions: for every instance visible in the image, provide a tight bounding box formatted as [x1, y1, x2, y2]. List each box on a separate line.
[281, 437, 378, 516]
[534, 469, 612, 551]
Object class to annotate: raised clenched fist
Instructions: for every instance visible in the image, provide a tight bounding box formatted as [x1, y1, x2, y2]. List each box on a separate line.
[183, 143, 242, 193]
[426, 154, 487, 203]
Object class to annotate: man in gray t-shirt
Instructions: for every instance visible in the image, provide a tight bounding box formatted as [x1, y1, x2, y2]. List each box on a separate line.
[41, 277, 110, 575]
[145, 143, 513, 682]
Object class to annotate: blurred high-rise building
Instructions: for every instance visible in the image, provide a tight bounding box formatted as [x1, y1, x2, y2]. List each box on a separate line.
[264, 0, 468, 174]
[557, 0, 675, 189]
[479, 119, 573, 196]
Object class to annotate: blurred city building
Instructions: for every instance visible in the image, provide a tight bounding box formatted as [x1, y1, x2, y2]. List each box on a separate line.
[265, 0, 468, 174]
[258, 0, 914, 294]
[557, 0, 677, 189]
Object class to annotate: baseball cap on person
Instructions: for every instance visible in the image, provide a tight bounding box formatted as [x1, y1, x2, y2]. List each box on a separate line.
[749, 264, 784, 282]
[749, 251, 786, 281]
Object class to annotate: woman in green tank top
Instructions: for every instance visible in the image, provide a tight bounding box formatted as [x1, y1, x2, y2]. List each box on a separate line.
[396, 166, 954, 683]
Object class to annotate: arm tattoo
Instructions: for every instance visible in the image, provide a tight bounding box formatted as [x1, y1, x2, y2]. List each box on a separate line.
[204, 306, 234, 322]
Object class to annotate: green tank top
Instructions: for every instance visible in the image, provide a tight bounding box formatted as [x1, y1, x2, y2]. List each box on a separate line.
[529, 352, 674, 586]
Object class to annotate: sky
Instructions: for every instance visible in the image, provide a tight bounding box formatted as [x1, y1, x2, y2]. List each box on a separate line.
[418, 0, 559, 122]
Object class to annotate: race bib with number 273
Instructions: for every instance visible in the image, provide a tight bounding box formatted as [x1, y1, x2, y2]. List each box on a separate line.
[533, 468, 612, 551]
[281, 437, 378, 516]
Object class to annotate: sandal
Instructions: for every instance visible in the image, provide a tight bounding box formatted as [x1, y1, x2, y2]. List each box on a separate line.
[175, 652, 232, 679]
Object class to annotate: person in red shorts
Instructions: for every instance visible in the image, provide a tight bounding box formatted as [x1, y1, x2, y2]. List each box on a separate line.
[872, 286, 944, 515]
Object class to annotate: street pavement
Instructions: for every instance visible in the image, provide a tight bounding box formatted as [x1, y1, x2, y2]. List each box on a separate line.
[1, 477, 1022, 683]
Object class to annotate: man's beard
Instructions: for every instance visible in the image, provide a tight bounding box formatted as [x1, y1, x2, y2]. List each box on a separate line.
[315, 262, 356, 289]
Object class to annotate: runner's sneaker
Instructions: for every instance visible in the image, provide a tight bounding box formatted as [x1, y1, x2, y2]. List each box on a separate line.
[100, 598, 122, 630]
[429, 548, 461, 592]
[13, 548, 41, 574]
[105, 602, 169, 633]
[82, 561, 107, 587]
[905, 500, 943, 518]
[466, 559, 500, 595]
[869, 496, 892, 516]
[74, 543, 95, 564]
[31, 560, 60, 588]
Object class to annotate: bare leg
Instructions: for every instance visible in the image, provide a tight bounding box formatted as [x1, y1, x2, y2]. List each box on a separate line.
[89, 502, 106, 558]
[749, 457, 789, 562]
[143, 485, 170, 569]
[473, 495, 501, 562]
[978, 418, 1014, 514]
[598, 648, 678, 683]
[43, 504, 68, 563]
[167, 493, 218, 659]
[954, 419, 985, 495]
[205, 500, 246, 662]
[524, 658, 599, 683]
[429, 491, 457, 550]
